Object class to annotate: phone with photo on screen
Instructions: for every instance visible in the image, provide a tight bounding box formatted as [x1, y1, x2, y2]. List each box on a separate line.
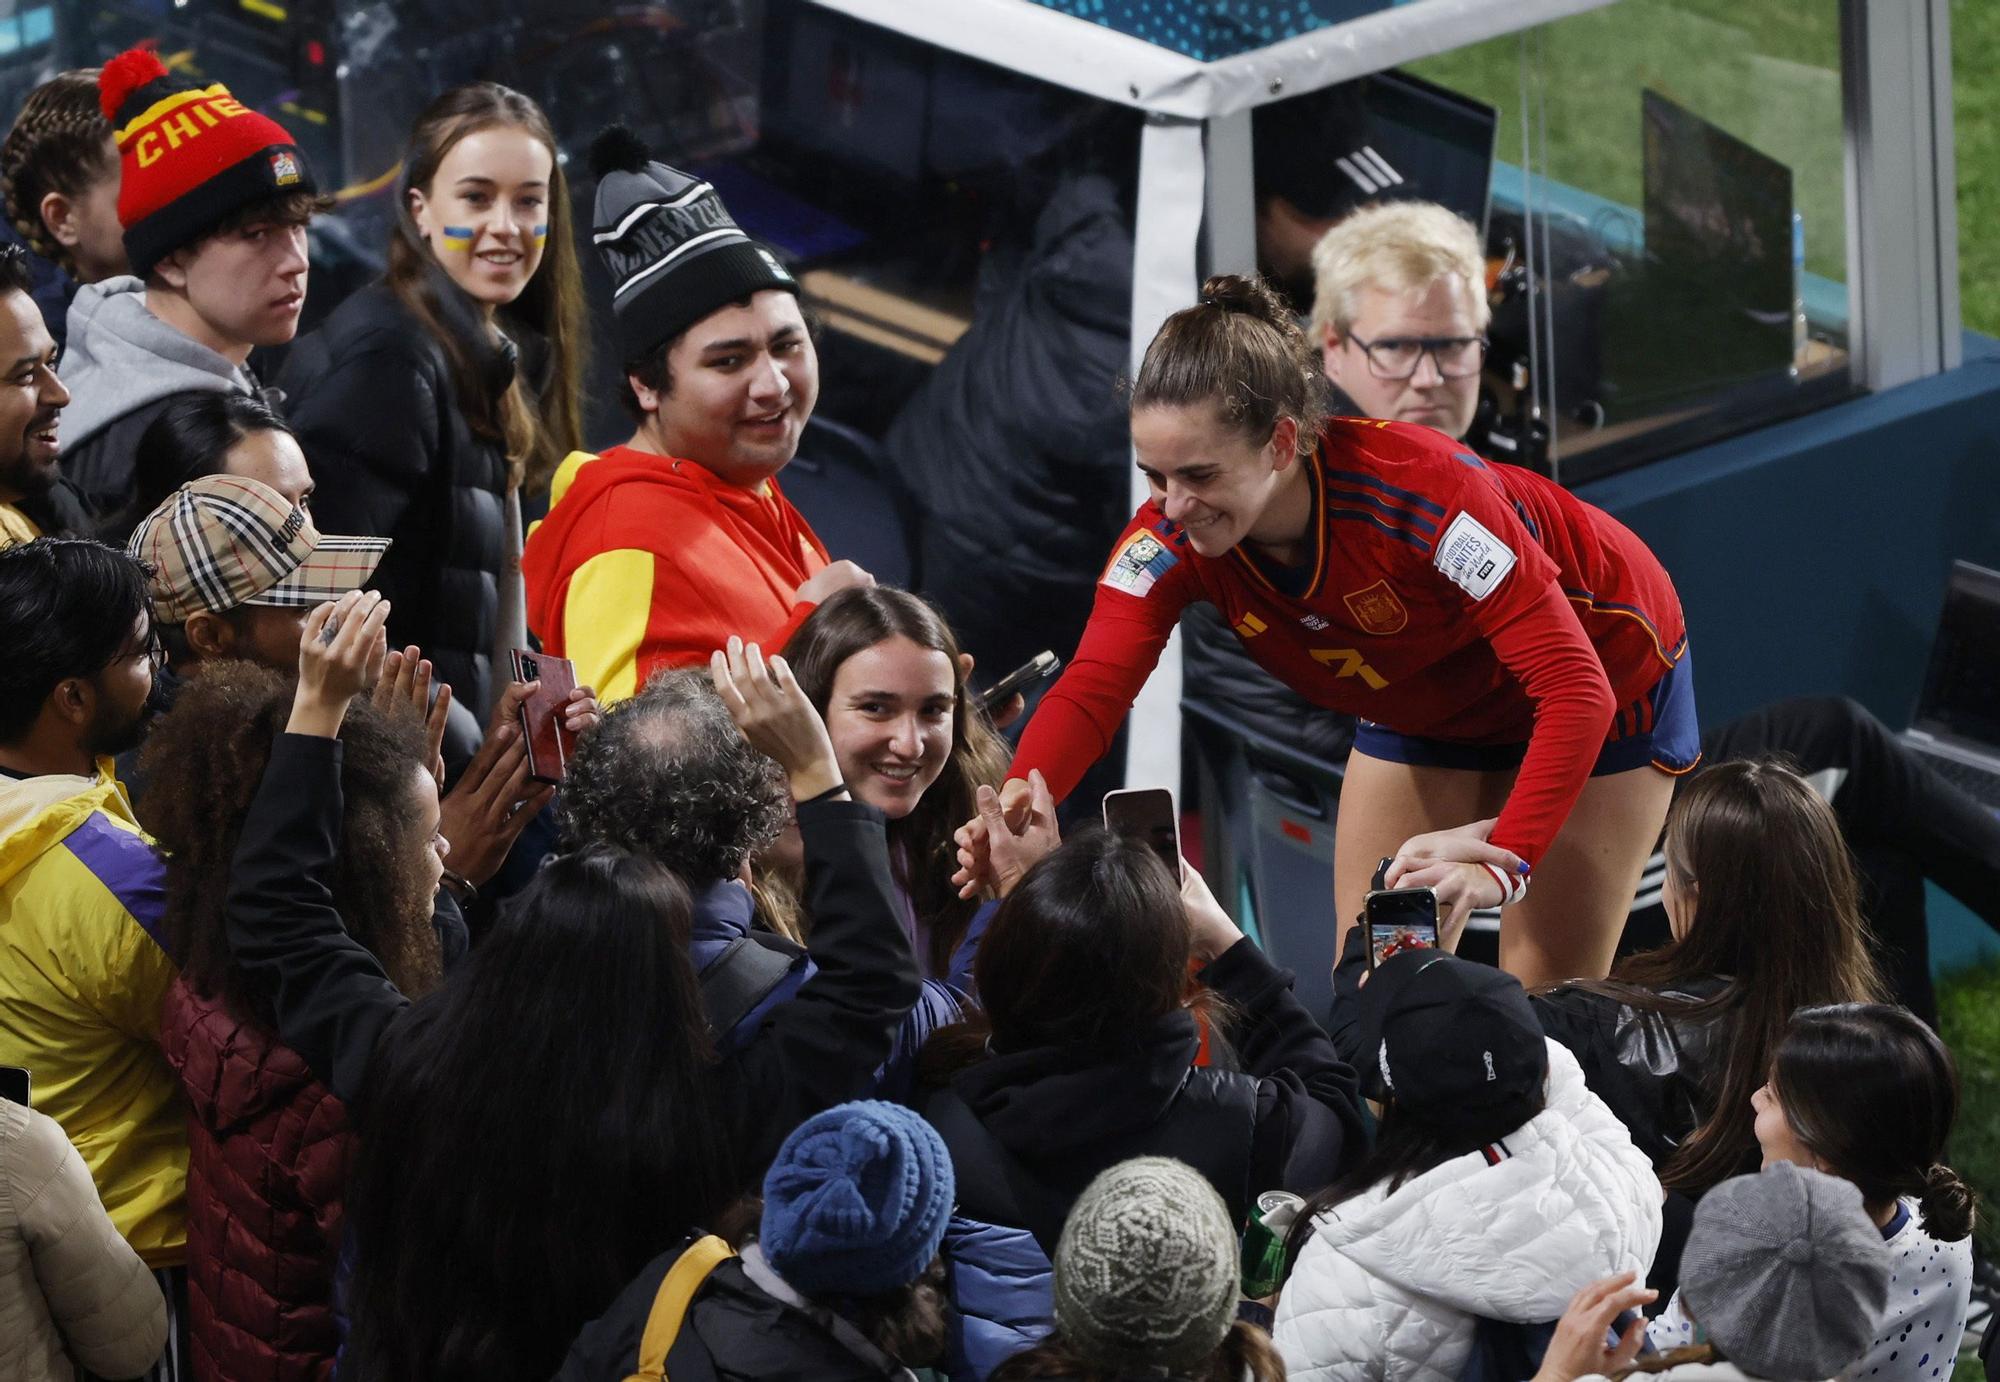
[0, 1066, 29, 1108]
[1102, 787, 1181, 879]
[1365, 884, 1441, 969]
[509, 648, 579, 786]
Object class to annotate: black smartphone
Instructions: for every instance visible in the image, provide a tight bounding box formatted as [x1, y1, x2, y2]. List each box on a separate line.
[0, 1066, 29, 1107]
[1364, 885, 1440, 969]
[978, 651, 1060, 713]
[1103, 787, 1180, 877]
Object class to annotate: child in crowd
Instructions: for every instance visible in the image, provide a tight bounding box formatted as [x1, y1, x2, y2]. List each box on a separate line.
[0, 68, 124, 349]
[1276, 950, 1662, 1382]
[221, 595, 921, 1382]
[1649, 1004, 1976, 1381]
[283, 82, 585, 726]
[557, 1100, 954, 1379]
[993, 1157, 1285, 1382]
[1534, 1163, 1891, 1382]
[930, 810, 1364, 1380]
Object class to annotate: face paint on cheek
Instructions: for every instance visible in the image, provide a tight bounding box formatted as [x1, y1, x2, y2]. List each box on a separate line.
[531, 224, 548, 247]
[439, 226, 475, 252]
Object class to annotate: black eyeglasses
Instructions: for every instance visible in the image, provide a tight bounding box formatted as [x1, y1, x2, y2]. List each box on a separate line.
[1346, 334, 1489, 381]
[114, 624, 165, 672]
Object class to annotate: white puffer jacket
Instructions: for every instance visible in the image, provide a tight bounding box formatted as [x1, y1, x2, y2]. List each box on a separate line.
[1273, 1039, 1662, 1382]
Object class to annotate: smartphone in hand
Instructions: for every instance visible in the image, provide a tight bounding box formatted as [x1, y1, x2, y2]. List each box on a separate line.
[509, 648, 578, 785]
[1364, 883, 1440, 968]
[0, 1066, 29, 1108]
[1103, 786, 1181, 878]
[977, 651, 1061, 714]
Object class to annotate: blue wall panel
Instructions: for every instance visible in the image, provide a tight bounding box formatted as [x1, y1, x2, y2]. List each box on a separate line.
[1577, 335, 2000, 730]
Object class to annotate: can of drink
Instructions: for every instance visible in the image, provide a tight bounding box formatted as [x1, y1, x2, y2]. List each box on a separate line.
[1239, 1190, 1305, 1299]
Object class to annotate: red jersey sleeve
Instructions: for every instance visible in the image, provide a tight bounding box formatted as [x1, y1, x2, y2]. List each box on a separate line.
[1423, 468, 1616, 866]
[1010, 509, 1197, 801]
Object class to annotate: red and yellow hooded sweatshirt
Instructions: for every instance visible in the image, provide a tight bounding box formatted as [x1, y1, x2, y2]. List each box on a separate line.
[523, 446, 831, 703]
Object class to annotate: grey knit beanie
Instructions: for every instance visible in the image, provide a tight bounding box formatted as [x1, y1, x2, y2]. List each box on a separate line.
[1053, 1158, 1239, 1374]
[1680, 1163, 1892, 1381]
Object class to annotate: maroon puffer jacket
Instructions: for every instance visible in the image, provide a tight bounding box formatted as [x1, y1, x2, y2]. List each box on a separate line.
[159, 977, 352, 1382]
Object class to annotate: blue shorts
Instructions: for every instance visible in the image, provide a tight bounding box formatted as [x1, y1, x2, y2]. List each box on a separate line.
[1353, 643, 1702, 778]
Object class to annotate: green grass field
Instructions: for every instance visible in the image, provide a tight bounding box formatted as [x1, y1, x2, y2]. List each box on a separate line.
[1403, 0, 1997, 331]
[1955, 0, 1999, 334]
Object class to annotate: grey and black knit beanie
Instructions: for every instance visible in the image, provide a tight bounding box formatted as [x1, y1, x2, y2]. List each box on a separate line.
[585, 124, 796, 363]
[1681, 1163, 1892, 1381]
[1052, 1158, 1239, 1374]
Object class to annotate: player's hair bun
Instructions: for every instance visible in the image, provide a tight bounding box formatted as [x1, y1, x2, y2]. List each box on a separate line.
[1198, 273, 1292, 330]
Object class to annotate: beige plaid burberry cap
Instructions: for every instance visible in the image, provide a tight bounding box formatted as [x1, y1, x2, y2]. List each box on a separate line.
[127, 474, 390, 624]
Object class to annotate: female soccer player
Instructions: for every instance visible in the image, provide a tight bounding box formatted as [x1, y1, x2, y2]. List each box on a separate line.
[1003, 275, 1697, 984]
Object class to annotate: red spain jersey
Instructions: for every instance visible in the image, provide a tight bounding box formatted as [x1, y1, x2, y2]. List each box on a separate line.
[1011, 418, 1688, 865]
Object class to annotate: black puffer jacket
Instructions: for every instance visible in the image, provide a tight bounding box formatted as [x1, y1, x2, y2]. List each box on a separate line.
[885, 174, 1135, 678]
[280, 268, 526, 718]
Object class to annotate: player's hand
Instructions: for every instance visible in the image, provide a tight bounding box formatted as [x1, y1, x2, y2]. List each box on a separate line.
[710, 636, 843, 801]
[996, 775, 1036, 830]
[794, 560, 874, 607]
[1386, 818, 1525, 943]
[954, 772, 1059, 899]
[1529, 1272, 1655, 1382]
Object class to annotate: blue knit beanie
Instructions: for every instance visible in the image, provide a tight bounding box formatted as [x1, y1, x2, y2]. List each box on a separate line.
[759, 1100, 954, 1298]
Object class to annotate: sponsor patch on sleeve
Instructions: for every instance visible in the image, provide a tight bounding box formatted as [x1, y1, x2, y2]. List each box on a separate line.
[1101, 529, 1179, 598]
[1432, 511, 1516, 601]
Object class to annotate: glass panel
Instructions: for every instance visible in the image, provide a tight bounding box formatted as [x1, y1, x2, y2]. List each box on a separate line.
[1410, 0, 1852, 483]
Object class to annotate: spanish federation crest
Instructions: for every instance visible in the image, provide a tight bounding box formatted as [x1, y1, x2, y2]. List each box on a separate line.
[1343, 580, 1408, 635]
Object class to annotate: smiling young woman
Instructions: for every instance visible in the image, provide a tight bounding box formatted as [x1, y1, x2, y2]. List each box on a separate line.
[784, 586, 1008, 984]
[1004, 274, 1698, 988]
[280, 84, 586, 724]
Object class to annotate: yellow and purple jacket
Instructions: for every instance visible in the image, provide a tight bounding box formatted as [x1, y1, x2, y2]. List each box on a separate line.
[0, 763, 185, 1266]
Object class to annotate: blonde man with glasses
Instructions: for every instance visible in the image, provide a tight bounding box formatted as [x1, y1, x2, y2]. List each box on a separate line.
[1311, 200, 1489, 441]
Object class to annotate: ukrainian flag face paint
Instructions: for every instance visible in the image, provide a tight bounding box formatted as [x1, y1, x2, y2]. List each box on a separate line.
[409, 125, 556, 309]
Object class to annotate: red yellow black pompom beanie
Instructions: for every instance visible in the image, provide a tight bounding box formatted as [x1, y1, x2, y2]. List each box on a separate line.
[99, 47, 318, 275]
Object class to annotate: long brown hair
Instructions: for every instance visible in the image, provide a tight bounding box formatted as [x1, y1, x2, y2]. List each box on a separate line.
[1772, 1003, 1976, 1241]
[135, 662, 444, 1022]
[991, 1321, 1286, 1382]
[0, 70, 112, 277]
[783, 586, 1007, 978]
[387, 83, 585, 493]
[918, 828, 1208, 1087]
[1131, 272, 1329, 457]
[1547, 758, 1887, 1194]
